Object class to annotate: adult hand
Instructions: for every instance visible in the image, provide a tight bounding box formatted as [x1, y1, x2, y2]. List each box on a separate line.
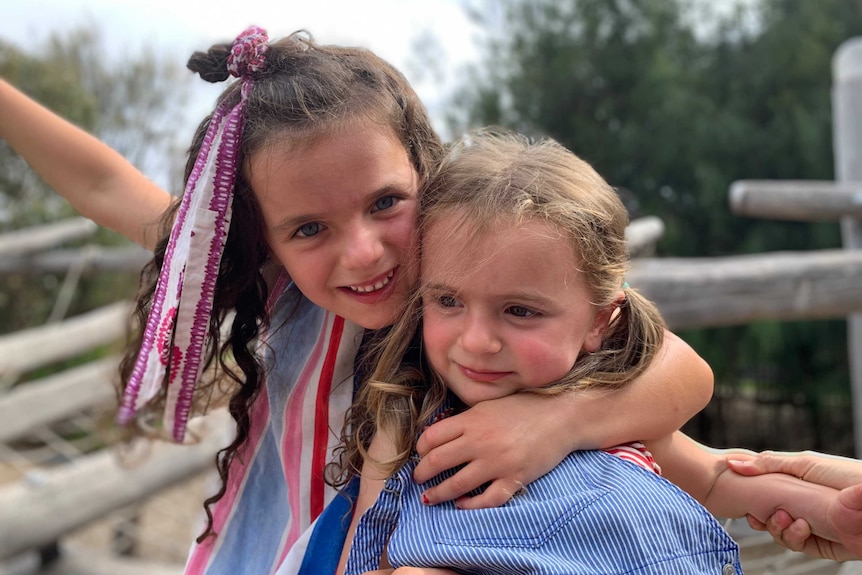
[413, 393, 571, 509]
[728, 451, 862, 490]
[728, 451, 862, 559]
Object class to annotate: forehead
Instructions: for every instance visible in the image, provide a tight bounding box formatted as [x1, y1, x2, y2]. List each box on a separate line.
[421, 214, 579, 284]
[250, 122, 408, 185]
[246, 122, 417, 223]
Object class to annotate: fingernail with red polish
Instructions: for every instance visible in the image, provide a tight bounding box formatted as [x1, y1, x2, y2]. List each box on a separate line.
[422, 493, 431, 505]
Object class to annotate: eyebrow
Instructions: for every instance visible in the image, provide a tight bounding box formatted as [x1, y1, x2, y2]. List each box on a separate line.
[270, 184, 409, 234]
[272, 213, 325, 235]
[422, 282, 559, 308]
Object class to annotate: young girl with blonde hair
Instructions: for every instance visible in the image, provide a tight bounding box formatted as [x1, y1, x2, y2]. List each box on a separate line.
[338, 129, 858, 574]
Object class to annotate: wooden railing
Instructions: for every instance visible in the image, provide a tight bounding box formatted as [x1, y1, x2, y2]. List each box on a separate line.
[1, 212, 860, 574]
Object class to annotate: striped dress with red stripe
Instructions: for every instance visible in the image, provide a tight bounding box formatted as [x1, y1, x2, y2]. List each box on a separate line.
[183, 276, 364, 575]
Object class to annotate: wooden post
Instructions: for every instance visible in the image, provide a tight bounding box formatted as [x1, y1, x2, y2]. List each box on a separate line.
[833, 38, 862, 457]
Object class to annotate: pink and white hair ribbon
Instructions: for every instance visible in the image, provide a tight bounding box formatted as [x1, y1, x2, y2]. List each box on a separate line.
[118, 26, 269, 442]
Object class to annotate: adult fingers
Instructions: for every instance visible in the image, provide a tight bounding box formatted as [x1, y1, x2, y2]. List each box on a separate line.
[729, 451, 862, 491]
[727, 452, 818, 480]
[837, 482, 862, 513]
[833, 484, 862, 555]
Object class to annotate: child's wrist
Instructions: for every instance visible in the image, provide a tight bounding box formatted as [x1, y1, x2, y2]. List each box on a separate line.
[554, 391, 601, 451]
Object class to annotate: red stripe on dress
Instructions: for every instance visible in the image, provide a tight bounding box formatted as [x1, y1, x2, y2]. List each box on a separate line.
[604, 442, 661, 474]
[184, 279, 290, 575]
[309, 314, 345, 520]
[184, 374, 272, 574]
[276, 314, 329, 567]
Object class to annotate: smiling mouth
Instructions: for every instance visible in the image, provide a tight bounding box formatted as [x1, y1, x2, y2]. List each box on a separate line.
[347, 269, 395, 293]
[458, 364, 512, 382]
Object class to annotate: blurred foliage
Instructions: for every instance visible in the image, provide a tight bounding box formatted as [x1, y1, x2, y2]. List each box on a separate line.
[449, 0, 862, 449]
[0, 25, 187, 333]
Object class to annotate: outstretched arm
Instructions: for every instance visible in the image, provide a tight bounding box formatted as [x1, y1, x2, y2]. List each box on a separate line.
[414, 330, 714, 508]
[727, 450, 862, 559]
[0, 78, 173, 249]
[649, 432, 861, 562]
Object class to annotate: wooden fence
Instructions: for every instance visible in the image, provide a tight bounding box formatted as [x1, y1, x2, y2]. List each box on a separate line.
[5, 36, 862, 575]
[0, 211, 860, 574]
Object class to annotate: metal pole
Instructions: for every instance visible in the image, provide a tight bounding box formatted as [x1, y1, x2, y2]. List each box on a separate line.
[833, 38, 862, 457]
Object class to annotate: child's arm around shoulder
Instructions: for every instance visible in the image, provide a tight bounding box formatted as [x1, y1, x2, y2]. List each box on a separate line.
[414, 330, 713, 508]
[0, 78, 173, 250]
[647, 432, 859, 561]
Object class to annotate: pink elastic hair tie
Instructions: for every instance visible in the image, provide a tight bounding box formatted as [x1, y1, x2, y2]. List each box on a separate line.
[118, 26, 269, 442]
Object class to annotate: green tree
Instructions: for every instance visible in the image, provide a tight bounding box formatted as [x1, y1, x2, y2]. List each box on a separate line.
[0, 26, 188, 333]
[449, 0, 862, 451]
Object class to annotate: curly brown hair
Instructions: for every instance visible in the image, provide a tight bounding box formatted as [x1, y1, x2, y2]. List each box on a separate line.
[118, 30, 443, 541]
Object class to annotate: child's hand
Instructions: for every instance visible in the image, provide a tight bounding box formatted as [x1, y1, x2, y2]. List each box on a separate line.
[728, 452, 862, 559]
[745, 494, 862, 563]
[413, 393, 572, 508]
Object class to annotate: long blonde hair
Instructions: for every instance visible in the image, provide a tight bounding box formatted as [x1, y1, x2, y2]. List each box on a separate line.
[332, 128, 665, 483]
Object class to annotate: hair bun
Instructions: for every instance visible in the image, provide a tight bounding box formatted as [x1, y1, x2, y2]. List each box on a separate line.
[187, 27, 269, 84]
[187, 44, 231, 83]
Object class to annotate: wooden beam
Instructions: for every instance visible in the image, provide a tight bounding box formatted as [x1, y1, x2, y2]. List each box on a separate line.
[0, 302, 131, 379]
[630, 249, 862, 330]
[0, 411, 229, 559]
[729, 180, 862, 221]
[0, 218, 658, 274]
[0, 219, 97, 258]
[833, 38, 862, 459]
[0, 246, 150, 275]
[625, 216, 665, 256]
[0, 357, 119, 443]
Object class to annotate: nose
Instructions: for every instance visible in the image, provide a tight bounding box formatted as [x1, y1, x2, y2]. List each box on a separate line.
[458, 311, 502, 355]
[341, 222, 384, 271]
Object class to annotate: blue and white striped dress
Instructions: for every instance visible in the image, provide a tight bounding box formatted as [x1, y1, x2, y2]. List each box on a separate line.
[346, 449, 742, 575]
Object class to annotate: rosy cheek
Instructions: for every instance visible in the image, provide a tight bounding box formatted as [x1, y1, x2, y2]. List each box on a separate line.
[422, 315, 448, 363]
[520, 339, 572, 382]
[518, 340, 546, 365]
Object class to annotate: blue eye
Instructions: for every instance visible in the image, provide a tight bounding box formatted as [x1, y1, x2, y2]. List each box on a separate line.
[508, 305, 537, 318]
[373, 196, 397, 212]
[295, 222, 322, 238]
[437, 295, 460, 308]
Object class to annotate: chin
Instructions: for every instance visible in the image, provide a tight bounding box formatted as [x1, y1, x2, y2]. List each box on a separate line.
[344, 308, 399, 330]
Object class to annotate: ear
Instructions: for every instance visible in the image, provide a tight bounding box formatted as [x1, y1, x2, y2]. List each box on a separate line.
[582, 296, 622, 353]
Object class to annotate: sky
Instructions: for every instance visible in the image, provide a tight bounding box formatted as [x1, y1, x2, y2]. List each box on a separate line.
[2, 0, 485, 161]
